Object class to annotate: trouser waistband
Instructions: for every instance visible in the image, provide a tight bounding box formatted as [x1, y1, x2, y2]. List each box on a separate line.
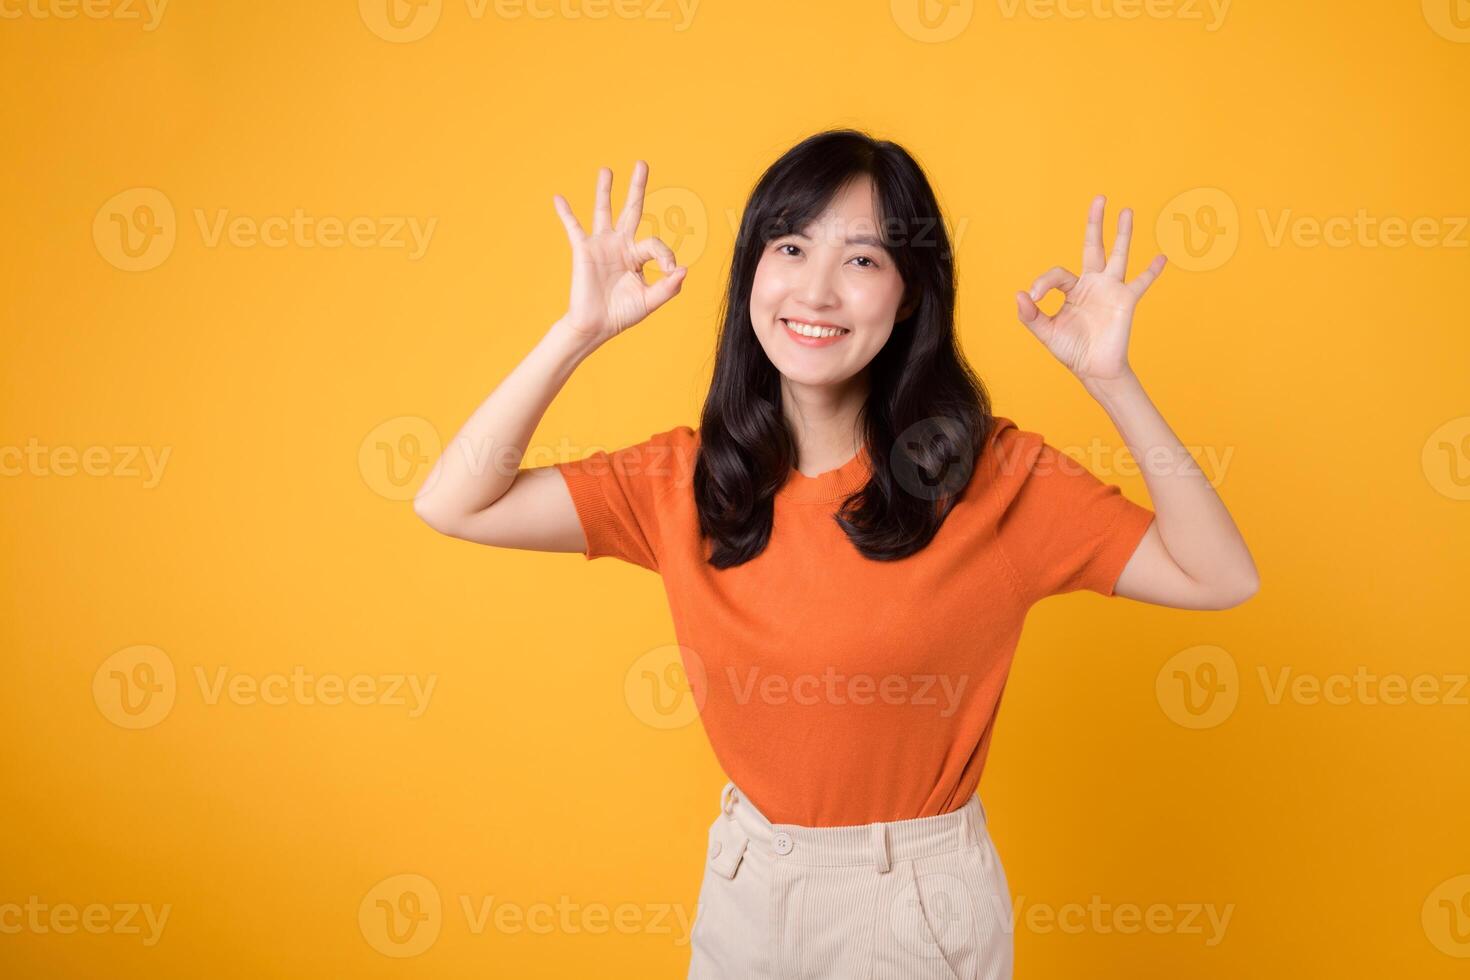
[716, 781, 988, 871]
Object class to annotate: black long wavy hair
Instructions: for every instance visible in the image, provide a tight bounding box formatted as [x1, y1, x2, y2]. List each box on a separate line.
[693, 128, 994, 567]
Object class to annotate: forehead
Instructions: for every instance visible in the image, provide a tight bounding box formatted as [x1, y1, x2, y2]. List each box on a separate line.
[799, 173, 883, 237]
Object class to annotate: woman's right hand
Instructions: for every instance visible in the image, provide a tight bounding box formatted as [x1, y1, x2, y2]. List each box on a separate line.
[552, 160, 687, 351]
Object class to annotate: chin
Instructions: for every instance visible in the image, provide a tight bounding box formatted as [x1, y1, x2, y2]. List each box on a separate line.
[769, 357, 859, 387]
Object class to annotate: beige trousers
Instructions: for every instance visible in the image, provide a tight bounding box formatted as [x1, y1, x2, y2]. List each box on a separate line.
[687, 781, 1015, 980]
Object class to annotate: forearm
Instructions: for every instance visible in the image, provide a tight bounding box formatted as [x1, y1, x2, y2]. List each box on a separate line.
[1082, 369, 1259, 595]
[413, 318, 596, 524]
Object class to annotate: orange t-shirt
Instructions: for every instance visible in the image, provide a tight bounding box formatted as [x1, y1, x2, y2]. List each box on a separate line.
[551, 415, 1155, 827]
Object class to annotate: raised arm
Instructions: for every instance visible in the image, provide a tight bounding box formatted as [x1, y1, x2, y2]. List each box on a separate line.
[1015, 194, 1259, 610]
[411, 160, 687, 550]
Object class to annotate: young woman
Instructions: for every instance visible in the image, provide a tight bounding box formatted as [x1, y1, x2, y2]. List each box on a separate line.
[413, 129, 1258, 980]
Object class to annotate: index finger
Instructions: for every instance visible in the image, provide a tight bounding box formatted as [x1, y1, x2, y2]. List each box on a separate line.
[553, 193, 585, 243]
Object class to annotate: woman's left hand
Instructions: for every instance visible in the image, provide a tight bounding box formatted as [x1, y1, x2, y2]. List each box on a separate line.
[1015, 195, 1167, 384]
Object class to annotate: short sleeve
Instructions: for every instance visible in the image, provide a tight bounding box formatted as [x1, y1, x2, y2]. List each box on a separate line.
[992, 427, 1155, 601]
[551, 426, 694, 573]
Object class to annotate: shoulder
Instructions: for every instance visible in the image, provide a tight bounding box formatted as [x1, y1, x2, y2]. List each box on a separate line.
[604, 424, 699, 499]
[555, 424, 697, 488]
[969, 414, 1103, 508]
[973, 415, 1040, 491]
[664, 424, 698, 451]
[652, 424, 699, 493]
[978, 414, 1095, 475]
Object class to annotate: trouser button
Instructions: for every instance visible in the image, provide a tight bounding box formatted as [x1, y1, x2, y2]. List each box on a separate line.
[772, 832, 793, 855]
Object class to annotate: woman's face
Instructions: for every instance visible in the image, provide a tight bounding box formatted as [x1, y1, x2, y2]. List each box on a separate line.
[749, 174, 911, 389]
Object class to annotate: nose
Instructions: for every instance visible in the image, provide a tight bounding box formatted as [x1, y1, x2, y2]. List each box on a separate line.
[795, 255, 840, 310]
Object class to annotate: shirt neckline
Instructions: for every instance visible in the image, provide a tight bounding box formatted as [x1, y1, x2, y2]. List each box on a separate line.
[777, 444, 873, 503]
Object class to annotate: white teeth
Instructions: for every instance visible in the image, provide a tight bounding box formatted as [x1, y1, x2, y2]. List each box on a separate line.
[783, 319, 849, 338]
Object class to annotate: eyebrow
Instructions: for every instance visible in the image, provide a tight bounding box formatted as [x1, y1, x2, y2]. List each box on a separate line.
[788, 231, 887, 247]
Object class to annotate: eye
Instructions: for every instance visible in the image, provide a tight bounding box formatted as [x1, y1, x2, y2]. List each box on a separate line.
[776, 242, 802, 256]
[851, 255, 878, 268]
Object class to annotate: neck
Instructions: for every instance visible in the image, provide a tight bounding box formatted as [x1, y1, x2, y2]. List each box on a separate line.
[781, 372, 869, 476]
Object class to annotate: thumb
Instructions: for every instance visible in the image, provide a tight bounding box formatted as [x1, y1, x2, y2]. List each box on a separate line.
[643, 265, 686, 311]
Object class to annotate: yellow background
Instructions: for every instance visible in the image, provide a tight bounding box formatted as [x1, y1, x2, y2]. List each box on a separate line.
[3, 0, 1469, 976]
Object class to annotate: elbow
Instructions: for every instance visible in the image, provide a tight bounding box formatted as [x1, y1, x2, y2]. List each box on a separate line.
[1210, 567, 1260, 610]
[412, 494, 463, 538]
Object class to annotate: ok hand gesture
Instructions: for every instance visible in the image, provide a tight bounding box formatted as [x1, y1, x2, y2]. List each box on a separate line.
[553, 160, 687, 350]
[1015, 195, 1166, 384]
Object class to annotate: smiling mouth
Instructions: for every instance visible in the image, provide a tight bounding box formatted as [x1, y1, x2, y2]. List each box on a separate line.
[780, 318, 851, 339]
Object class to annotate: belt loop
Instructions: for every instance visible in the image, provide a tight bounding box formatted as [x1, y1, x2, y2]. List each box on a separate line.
[871, 823, 890, 873]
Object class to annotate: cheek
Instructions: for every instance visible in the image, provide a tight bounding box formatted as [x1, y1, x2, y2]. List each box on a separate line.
[749, 261, 789, 315]
[849, 275, 905, 322]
